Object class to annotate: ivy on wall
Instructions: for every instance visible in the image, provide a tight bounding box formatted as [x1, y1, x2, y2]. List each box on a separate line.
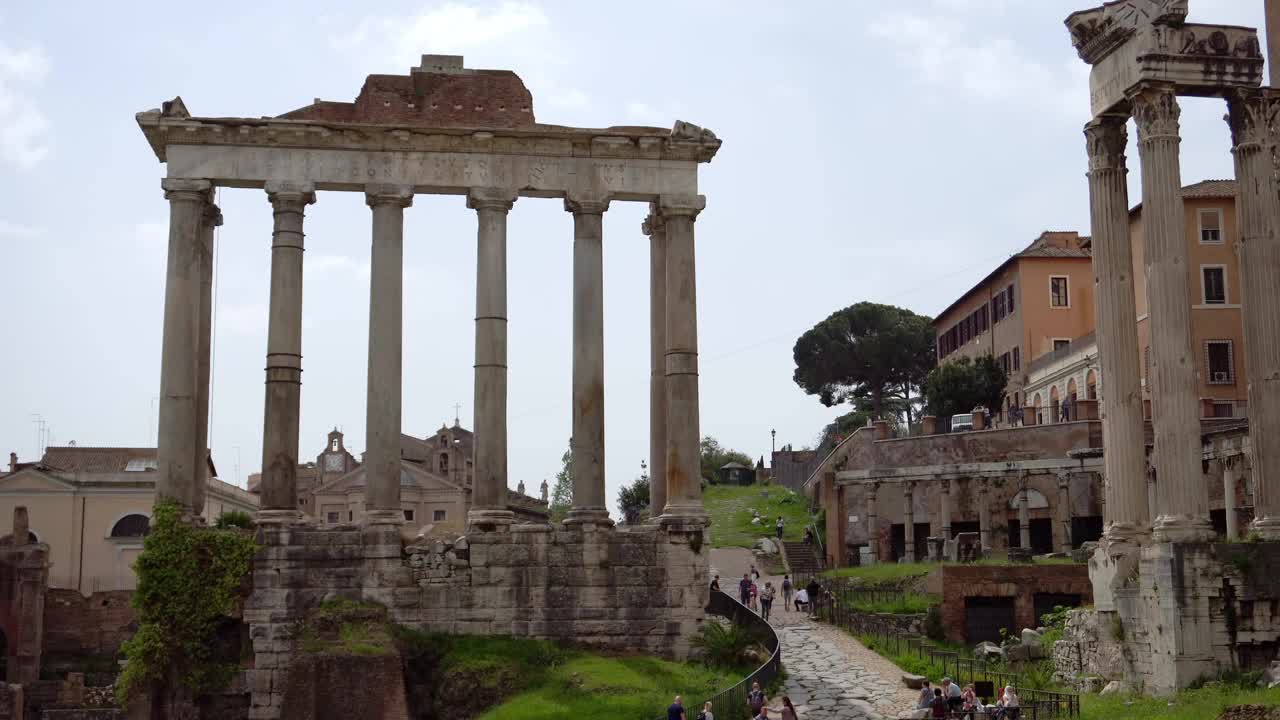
[116, 500, 257, 704]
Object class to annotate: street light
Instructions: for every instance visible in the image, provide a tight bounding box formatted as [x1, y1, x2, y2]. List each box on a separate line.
[771, 428, 776, 454]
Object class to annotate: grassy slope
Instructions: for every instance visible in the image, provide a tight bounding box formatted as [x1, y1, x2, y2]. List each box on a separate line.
[704, 482, 811, 548]
[1080, 686, 1280, 720]
[481, 653, 738, 720]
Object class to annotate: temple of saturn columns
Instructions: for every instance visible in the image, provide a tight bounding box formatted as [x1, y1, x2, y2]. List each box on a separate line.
[1062, 0, 1280, 694]
[136, 55, 720, 718]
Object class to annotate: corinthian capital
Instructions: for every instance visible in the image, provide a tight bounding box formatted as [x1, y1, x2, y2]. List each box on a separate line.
[1084, 115, 1128, 172]
[1131, 85, 1181, 141]
[1226, 89, 1279, 150]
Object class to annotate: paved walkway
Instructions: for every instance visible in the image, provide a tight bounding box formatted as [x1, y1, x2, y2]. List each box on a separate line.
[709, 548, 917, 719]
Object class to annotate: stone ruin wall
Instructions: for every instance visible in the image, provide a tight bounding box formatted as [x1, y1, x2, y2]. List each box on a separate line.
[1055, 542, 1280, 695]
[244, 521, 709, 719]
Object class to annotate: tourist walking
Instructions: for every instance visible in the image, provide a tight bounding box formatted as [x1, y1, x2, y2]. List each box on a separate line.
[747, 681, 766, 717]
[775, 515, 785, 540]
[748, 579, 759, 611]
[696, 701, 714, 720]
[739, 573, 751, 606]
[779, 696, 797, 720]
[753, 708, 770, 720]
[667, 695, 686, 720]
[781, 574, 793, 611]
[750, 564, 761, 581]
[760, 581, 776, 621]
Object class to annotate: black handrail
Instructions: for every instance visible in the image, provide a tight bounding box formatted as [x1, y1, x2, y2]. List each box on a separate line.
[656, 589, 781, 720]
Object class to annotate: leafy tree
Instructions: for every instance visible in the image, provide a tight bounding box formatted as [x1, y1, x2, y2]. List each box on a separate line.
[923, 355, 1008, 420]
[616, 471, 650, 524]
[700, 436, 753, 483]
[792, 302, 935, 424]
[550, 440, 573, 521]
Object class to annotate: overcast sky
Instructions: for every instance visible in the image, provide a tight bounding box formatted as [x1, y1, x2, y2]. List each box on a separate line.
[0, 1, 1267, 515]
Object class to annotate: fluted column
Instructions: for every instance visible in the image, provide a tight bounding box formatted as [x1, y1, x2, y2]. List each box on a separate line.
[1132, 84, 1213, 542]
[644, 209, 668, 519]
[939, 477, 952, 540]
[1057, 472, 1072, 552]
[1227, 89, 1280, 539]
[1223, 457, 1241, 540]
[903, 481, 916, 562]
[1018, 475, 1031, 550]
[660, 194, 708, 523]
[565, 195, 611, 527]
[468, 188, 518, 530]
[364, 184, 413, 524]
[192, 199, 221, 517]
[1084, 114, 1150, 550]
[866, 482, 879, 563]
[156, 178, 211, 516]
[258, 182, 315, 522]
[977, 478, 992, 552]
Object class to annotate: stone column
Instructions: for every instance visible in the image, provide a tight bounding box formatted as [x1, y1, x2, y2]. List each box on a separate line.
[1132, 84, 1214, 542]
[1223, 457, 1241, 540]
[1227, 90, 1280, 540]
[192, 199, 221, 516]
[903, 481, 916, 562]
[977, 478, 992, 552]
[1084, 114, 1149, 549]
[156, 178, 211, 516]
[364, 184, 413, 524]
[468, 188, 518, 530]
[939, 477, 952, 540]
[644, 209, 668, 519]
[866, 481, 879, 563]
[564, 195, 611, 526]
[1057, 472, 1073, 552]
[659, 195, 709, 523]
[1018, 478, 1031, 550]
[258, 182, 315, 522]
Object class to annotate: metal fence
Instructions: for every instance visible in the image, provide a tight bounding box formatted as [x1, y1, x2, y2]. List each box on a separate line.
[791, 572, 1079, 718]
[657, 589, 781, 720]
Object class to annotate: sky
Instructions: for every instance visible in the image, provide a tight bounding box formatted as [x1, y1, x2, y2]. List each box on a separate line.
[0, 0, 1268, 517]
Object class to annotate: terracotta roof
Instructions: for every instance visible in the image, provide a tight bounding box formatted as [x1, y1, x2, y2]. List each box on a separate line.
[1181, 179, 1237, 199]
[933, 231, 1090, 324]
[40, 447, 158, 473]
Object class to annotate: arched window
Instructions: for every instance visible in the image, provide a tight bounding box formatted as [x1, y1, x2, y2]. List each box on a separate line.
[439, 453, 449, 473]
[331, 438, 339, 452]
[110, 514, 151, 538]
[1086, 369, 1098, 400]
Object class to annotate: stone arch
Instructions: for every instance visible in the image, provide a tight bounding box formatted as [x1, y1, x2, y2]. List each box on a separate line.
[1033, 393, 1043, 425]
[1008, 488, 1050, 509]
[1066, 378, 1078, 420]
[109, 513, 151, 538]
[1086, 369, 1098, 400]
[1049, 386, 1061, 423]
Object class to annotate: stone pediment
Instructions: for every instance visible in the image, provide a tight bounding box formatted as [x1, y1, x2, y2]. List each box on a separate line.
[312, 460, 461, 496]
[0, 467, 77, 493]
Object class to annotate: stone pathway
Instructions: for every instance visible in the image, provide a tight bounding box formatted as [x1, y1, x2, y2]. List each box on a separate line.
[710, 548, 917, 719]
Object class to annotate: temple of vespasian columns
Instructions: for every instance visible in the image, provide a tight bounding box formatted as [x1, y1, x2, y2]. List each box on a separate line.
[1062, 0, 1280, 694]
[136, 55, 720, 718]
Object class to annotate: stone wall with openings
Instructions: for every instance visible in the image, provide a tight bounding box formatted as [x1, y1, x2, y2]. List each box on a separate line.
[940, 564, 1093, 645]
[242, 520, 708, 720]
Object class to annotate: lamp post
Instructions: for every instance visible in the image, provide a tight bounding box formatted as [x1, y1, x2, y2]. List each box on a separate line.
[771, 428, 776, 455]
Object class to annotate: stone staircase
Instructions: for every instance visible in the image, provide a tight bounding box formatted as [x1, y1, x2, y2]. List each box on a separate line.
[782, 541, 824, 577]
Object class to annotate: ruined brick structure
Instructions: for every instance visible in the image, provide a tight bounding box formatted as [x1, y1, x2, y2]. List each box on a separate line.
[0, 508, 48, 685]
[940, 564, 1092, 644]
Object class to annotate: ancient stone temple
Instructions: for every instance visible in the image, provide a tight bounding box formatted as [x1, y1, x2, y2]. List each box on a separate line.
[136, 55, 720, 719]
[1063, 0, 1280, 695]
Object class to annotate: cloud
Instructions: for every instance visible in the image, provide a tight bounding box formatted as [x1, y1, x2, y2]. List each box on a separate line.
[307, 253, 370, 277]
[0, 220, 44, 238]
[0, 39, 50, 170]
[868, 8, 1087, 119]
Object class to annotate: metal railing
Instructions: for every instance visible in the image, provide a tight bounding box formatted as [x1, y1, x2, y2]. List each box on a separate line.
[790, 572, 1079, 718]
[658, 590, 781, 720]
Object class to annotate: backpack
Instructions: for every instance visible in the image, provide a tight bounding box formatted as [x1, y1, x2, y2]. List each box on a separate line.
[696, 713, 706, 720]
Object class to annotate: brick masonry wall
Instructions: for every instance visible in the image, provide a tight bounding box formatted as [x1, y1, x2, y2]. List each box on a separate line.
[42, 590, 136, 659]
[940, 564, 1092, 644]
[243, 521, 708, 720]
[0, 685, 21, 720]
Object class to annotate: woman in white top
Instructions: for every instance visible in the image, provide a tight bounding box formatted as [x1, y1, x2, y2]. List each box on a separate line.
[699, 701, 714, 720]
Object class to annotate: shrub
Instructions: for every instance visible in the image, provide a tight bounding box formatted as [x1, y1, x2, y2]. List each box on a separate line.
[213, 510, 254, 530]
[924, 606, 945, 641]
[691, 619, 758, 669]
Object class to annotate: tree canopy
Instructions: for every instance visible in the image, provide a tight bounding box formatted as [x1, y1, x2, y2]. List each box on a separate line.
[792, 302, 935, 422]
[923, 355, 1008, 420]
[699, 436, 753, 483]
[549, 440, 573, 521]
[616, 471, 650, 524]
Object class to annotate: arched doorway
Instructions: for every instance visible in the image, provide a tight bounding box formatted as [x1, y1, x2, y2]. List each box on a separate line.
[1049, 386, 1060, 424]
[110, 514, 151, 538]
[1033, 393, 1043, 425]
[1086, 369, 1098, 400]
[1066, 378, 1078, 421]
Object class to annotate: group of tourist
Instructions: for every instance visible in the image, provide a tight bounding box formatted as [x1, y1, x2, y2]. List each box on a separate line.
[914, 678, 1021, 719]
[666, 682, 799, 720]
[710, 570, 822, 621]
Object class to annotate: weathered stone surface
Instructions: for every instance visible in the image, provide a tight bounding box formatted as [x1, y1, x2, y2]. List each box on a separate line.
[1099, 680, 1130, 696]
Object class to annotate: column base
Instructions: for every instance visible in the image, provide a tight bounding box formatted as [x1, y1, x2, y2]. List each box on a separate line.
[255, 509, 306, 526]
[467, 508, 514, 532]
[564, 506, 614, 528]
[1152, 514, 1215, 543]
[1101, 520, 1149, 555]
[363, 509, 406, 527]
[1249, 515, 1280, 540]
[659, 501, 708, 524]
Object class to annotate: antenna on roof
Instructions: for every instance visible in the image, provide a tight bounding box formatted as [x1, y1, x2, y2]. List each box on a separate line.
[453, 402, 461, 427]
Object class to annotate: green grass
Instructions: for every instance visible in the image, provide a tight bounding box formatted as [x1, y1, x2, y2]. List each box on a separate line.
[1080, 684, 1280, 720]
[704, 482, 811, 549]
[844, 592, 939, 614]
[480, 652, 741, 720]
[825, 562, 935, 585]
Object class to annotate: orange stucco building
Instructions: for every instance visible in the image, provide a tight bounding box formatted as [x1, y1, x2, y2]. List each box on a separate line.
[933, 231, 1095, 424]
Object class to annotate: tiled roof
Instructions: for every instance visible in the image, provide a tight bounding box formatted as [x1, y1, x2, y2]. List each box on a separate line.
[40, 447, 157, 473]
[1181, 179, 1237, 199]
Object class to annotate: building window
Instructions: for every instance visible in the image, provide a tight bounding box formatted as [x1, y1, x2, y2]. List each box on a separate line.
[1007, 284, 1016, 314]
[326, 511, 340, 523]
[1012, 346, 1020, 371]
[110, 514, 151, 538]
[1198, 209, 1223, 244]
[1050, 276, 1069, 307]
[1206, 340, 1235, 384]
[1212, 402, 1235, 418]
[1054, 339, 1070, 352]
[331, 438, 339, 451]
[348, 511, 353, 521]
[994, 292, 1006, 322]
[403, 509, 415, 522]
[1202, 266, 1227, 304]
[439, 453, 449, 473]
[433, 510, 447, 522]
